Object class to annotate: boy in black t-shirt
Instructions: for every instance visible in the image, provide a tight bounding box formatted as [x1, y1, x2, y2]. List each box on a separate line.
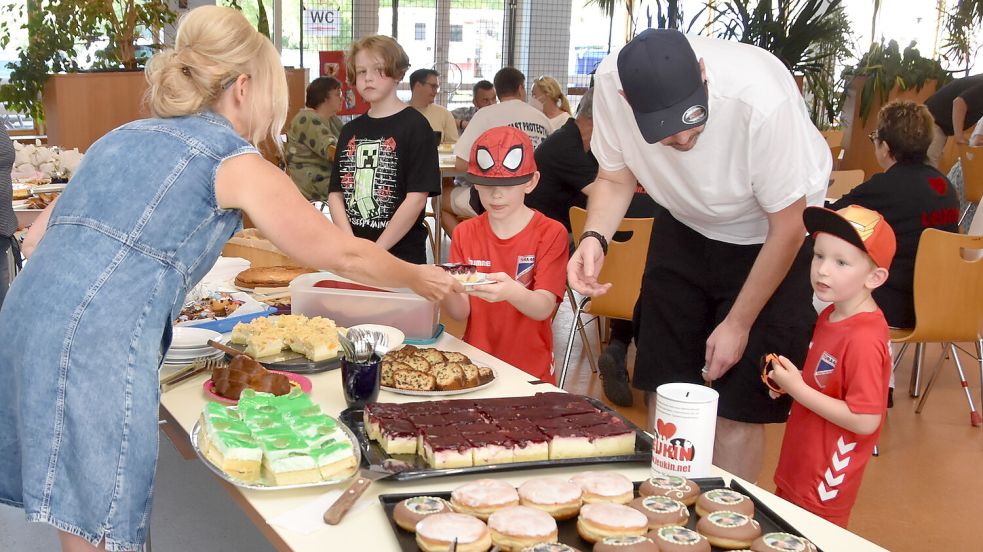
[328, 36, 440, 264]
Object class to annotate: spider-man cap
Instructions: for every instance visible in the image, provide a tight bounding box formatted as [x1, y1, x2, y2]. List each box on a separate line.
[465, 126, 537, 186]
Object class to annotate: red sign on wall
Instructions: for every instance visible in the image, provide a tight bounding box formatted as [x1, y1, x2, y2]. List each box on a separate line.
[319, 50, 369, 116]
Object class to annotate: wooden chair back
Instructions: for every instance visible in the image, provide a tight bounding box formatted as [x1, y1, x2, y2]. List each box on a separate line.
[896, 229, 983, 343]
[826, 169, 865, 201]
[957, 144, 983, 205]
[569, 207, 654, 321]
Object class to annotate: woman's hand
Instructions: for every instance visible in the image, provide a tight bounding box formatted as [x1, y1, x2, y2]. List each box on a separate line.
[410, 264, 463, 302]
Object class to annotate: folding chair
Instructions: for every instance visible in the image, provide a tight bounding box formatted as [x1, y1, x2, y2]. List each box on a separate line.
[559, 207, 653, 389]
[826, 169, 865, 201]
[889, 229, 983, 426]
[956, 145, 983, 228]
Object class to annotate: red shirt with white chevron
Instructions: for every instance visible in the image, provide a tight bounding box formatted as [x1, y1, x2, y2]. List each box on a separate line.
[773, 305, 891, 519]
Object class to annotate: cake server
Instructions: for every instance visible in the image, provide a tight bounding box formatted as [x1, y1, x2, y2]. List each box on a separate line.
[323, 458, 410, 525]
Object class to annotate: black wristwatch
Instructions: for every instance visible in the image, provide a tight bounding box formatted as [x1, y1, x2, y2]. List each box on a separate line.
[580, 231, 608, 256]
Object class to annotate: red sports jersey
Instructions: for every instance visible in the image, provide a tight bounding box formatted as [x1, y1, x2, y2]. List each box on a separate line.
[774, 305, 891, 524]
[450, 211, 568, 383]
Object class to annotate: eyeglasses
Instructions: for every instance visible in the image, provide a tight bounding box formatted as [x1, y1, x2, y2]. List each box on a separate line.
[760, 353, 785, 395]
[221, 74, 250, 90]
[423, 81, 440, 91]
[867, 130, 880, 143]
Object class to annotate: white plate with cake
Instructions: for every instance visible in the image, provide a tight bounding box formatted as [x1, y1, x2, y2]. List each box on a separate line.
[192, 390, 361, 490]
[379, 345, 497, 396]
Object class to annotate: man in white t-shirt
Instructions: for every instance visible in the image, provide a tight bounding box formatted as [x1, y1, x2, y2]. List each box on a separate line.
[453, 67, 551, 173]
[409, 68, 459, 144]
[568, 29, 831, 482]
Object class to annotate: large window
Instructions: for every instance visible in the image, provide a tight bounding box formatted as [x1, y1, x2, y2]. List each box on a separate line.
[415, 22, 427, 41]
[450, 24, 463, 43]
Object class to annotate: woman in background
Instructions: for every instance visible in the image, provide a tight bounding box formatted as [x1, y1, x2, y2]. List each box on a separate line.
[531, 75, 572, 132]
[286, 76, 344, 202]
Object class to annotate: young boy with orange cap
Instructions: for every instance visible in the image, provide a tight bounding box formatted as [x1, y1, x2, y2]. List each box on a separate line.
[441, 126, 568, 384]
[767, 205, 897, 527]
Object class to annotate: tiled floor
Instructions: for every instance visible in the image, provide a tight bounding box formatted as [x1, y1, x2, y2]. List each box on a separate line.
[551, 298, 983, 552]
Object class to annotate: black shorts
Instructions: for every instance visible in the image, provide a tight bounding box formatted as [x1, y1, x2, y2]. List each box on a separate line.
[632, 213, 816, 423]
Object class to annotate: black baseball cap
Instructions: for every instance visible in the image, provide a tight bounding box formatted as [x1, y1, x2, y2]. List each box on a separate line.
[617, 29, 708, 144]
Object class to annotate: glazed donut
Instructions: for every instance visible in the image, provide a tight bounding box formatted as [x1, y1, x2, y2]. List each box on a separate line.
[393, 496, 452, 532]
[415, 512, 492, 552]
[695, 511, 762, 549]
[628, 495, 690, 530]
[592, 535, 660, 552]
[575, 502, 648, 543]
[519, 544, 582, 552]
[750, 532, 818, 552]
[646, 526, 711, 552]
[486, 505, 558, 552]
[569, 471, 634, 504]
[638, 474, 700, 506]
[695, 488, 754, 518]
[450, 479, 520, 520]
[518, 477, 583, 520]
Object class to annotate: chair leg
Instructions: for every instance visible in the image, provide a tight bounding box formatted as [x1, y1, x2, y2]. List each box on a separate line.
[565, 288, 598, 374]
[978, 339, 983, 417]
[559, 294, 591, 390]
[892, 341, 909, 391]
[948, 343, 983, 427]
[915, 347, 950, 414]
[910, 343, 925, 398]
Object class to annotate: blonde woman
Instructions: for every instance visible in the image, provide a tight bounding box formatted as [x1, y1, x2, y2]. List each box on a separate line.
[0, 7, 457, 552]
[532, 75, 573, 132]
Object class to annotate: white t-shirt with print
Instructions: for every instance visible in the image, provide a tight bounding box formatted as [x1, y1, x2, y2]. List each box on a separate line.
[591, 34, 831, 244]
[454, 99, 552, 161]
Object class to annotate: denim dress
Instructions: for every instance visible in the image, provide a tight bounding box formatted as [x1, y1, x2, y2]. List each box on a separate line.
[0, 111, 256, 550]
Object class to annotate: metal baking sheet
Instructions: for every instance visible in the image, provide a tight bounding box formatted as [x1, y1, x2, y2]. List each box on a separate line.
[224, 341, 341, 374]
[338, 396, 653, 482]
[378, 478, 821, 552]
[190, 417, 360, 491]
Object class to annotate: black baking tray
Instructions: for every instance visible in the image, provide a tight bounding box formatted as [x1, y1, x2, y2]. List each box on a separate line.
[338, 396, 653, 481]
[224, 342, 341, 374]
[378, 478, 821, 552]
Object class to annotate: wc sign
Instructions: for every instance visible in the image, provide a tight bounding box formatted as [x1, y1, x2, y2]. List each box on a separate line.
[304, 8, 341, 37]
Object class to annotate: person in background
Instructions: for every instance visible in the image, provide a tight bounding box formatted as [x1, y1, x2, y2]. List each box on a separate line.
[531, 75, 573, 133]
[528, 87, 659, 406]
[770, 205, 895, 529]
[442, 126, 568, 384]
[569, 29, 829, 482]
[0, 125, 15, 308]
[286, 76, 344, 202]
[452, 80, 496, 132]
[408, 68, 458, 144]
[924, 73, 983, 167]
[946, 115, 983, 231]
[0, 9, 458, 552]
[328, 36, 442, 264]
[441, 81, 497, 237]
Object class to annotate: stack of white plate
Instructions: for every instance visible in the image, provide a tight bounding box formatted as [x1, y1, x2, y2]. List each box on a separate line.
[165, 327, 226, 366]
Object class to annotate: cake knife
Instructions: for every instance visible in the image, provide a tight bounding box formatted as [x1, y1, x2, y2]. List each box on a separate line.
[323, 458, 410, 525]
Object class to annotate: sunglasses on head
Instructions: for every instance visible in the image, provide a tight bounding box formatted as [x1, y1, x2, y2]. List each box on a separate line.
[760, 353, 785, 395]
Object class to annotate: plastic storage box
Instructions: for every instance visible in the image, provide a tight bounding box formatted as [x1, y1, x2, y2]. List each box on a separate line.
[289, 272, 439, 340]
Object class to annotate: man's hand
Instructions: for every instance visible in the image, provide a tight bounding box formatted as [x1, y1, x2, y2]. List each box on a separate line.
[704, 318, 751, 381]
[567, 239, 612, 296]
[466, 272, 520, 303]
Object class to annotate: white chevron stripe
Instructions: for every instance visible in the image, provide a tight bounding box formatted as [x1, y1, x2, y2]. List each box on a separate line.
[837, 436, 857, 454]
[825, 467, 844, 487]
[817, 482, 838, 502]
[831, 452, 850, 472]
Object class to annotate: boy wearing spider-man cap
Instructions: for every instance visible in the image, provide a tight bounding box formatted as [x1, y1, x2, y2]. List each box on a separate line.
[441, 126, 569, 383]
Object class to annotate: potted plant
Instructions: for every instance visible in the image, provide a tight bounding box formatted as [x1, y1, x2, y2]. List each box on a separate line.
[0, 1, 175, 128]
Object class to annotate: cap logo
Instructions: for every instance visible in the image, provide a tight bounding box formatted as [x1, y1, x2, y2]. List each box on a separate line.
[502, 145, 524, 171]
[682, 105, 707, 125]
[475, 147, 495, 171]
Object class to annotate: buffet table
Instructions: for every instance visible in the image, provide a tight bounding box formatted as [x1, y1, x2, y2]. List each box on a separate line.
[158, 332, 887, 552]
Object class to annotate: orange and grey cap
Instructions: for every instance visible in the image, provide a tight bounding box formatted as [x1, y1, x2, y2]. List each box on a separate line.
[804, 205, 896, 270]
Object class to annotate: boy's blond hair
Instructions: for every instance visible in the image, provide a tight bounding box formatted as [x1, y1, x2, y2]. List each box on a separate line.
[344, 35, 410, 87]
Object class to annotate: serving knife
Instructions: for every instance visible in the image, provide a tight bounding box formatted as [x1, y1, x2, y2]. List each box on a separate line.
[323, 458, 410, 525]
